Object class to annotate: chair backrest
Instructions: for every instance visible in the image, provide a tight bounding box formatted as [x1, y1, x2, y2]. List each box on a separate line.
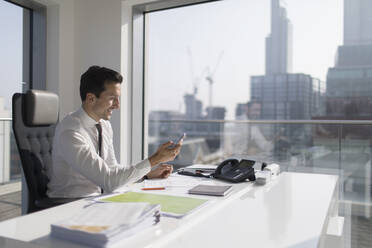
[12, 90, 59, 213]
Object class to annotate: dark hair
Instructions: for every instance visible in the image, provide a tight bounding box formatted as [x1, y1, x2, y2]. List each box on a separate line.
[80, 66, 123, 101]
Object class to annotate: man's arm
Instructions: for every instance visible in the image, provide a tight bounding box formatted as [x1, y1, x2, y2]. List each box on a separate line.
[59, 129, 151, 193]
[251, 126, 273, 151]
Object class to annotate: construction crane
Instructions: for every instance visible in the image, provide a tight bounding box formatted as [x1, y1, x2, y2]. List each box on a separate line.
[187, 48, 208, 97]
[187, 48, 224, 108]
[205, 51, 224, 108]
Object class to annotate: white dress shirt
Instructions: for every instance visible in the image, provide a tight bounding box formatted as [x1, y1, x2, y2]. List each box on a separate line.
[224, 115, 273, 156]
[47, 107, 151, 198]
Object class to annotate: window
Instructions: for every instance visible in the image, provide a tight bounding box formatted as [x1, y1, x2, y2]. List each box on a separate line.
[0, 0, 45, 185]
[139, 1, 371, 246]
[0, 0, 29, 184]
[0, 0, 27, 113]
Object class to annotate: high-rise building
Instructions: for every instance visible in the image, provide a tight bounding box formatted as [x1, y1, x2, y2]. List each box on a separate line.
[243, 0, 325, 151]
[250, 0, 323, 122]
[251, 74, 325, 120]
[265, 0, 293, 75]
[235, 103, 248, 119]
[344, 0, 372, 46]
[326, 0, 372, 118]
[184, 94, 203, 120]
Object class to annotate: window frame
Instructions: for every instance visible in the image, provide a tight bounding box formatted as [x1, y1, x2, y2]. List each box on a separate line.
[3, 0, 46, 215]
[5, 0, 46, 91]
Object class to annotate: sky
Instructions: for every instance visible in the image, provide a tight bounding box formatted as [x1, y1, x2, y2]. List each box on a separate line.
[0, 0, 23, 113]
[146, 0, 343, 119]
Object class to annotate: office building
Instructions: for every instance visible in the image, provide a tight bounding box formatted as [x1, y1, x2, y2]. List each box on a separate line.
[265, 0, 293, 75]
[250, 0, 325, 122]
[344, 0, 372, 46]
[184, 94, 203, 120]
[251, 74, 325, 120]
[326, 67, 372, 118]
[245, 0, 325, 160]
[235, 103, 247, 119]
[326, 0, 372, 118]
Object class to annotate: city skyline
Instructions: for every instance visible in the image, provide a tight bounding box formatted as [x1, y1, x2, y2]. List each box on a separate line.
[147, 0, 342, 119]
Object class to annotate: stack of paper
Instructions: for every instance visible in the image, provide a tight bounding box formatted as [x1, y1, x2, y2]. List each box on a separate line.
[51, 202, 160, 247]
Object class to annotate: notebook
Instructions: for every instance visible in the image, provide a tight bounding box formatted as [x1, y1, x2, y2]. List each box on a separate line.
[188, 184, 233, 196]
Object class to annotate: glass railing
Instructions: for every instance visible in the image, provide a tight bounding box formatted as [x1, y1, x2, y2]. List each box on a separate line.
[149, 119, 372, 247]
[0, 119, 22, 185]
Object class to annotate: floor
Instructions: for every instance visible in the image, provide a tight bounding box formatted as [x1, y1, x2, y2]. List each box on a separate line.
[0, 182, 21, 222]
[350, 209, 372, 248]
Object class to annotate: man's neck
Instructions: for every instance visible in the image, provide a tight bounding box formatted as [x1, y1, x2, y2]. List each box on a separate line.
[82, 104, 100, 122]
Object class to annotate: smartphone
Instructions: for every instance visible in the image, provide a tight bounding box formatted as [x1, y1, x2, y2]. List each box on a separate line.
[169, 133, 186, 148]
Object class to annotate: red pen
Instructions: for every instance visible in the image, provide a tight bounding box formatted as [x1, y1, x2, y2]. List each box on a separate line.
[141, 187, 166, 190]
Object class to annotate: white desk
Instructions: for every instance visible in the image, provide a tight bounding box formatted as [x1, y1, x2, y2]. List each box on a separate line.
[0, 172, 340, 248]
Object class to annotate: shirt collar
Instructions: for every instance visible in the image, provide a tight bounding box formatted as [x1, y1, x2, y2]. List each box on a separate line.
[77, 107, 101, 128]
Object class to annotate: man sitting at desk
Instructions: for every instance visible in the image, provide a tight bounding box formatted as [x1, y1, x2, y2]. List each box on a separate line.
[226, 101, 273, 157]
[47, 66, 181, 198]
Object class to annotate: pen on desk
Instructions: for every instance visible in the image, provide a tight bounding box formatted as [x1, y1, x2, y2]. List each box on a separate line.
[141, 187, 166, 190]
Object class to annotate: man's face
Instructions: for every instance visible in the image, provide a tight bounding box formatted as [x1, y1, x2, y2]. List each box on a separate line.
[247, 103, 261, 120]
[91, 82, 121, 121]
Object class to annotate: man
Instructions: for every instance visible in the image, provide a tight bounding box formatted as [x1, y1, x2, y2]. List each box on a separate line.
[244, 101, 273, 154]
[47, 66, 181, 198]
[225, 101, 273, 157]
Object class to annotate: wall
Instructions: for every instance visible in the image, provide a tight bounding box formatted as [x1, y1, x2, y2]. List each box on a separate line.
[73, 0, 122, 160]
[46, 0, 76, 119]
[35, 0, 163, 163]
[37, 0, 123, 159]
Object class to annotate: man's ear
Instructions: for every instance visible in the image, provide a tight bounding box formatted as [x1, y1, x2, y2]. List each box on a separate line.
[86, 93, 96, 104]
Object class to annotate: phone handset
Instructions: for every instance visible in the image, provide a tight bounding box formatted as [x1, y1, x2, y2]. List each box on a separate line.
[213, 159, 256, 183]
[214, 159, 239, 176]
[168, 133, 186, 148]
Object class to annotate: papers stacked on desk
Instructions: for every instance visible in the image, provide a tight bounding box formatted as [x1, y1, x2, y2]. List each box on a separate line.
[51, 202, 160, 248]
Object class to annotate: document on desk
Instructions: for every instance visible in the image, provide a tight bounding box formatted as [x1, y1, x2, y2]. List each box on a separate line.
[99, 192, 209, 218]
[51, 202, 160, 248]
[143, 174, 201, 189]
[186, 164, 218, 170]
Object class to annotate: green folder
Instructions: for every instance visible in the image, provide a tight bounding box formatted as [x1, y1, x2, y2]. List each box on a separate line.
[101, 192, 208, 216]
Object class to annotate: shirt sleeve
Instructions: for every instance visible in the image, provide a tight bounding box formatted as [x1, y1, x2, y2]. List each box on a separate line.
[58, 129, 151, 193]
[251, 126, 273, 152]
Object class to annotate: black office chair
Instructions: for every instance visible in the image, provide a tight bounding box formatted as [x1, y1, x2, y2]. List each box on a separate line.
[12, 90, 78, 213]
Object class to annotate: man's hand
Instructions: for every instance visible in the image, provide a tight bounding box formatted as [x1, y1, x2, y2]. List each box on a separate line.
[146, 164, 173, 179]
[149, 141, 182, 166]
